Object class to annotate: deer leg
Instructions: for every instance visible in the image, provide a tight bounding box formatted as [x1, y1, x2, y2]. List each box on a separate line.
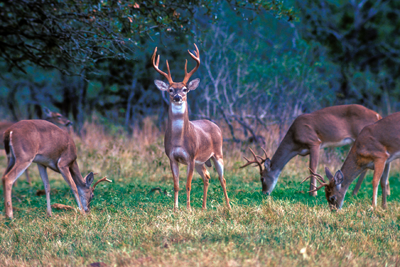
[308, 145, 320, 197]
[2, 159, 32, 219]
[37, 164, 52, 217]
[186, 161, 195, 211]
[24, 169, 31, 185]
[372, 160, 386, 208]
[58, 166, 85, 214]
[212, 156, 231, 209]
[170, 160, 180, 211]
[352, 170, 367, 196]
[195, 164, 210, 210]
[380, 163, 390, 209]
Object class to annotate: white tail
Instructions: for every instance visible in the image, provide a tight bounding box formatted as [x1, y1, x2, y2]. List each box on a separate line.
[304, 111, 400, 210]
[241, 104, 381, 196]
[2, 120, 111, 218]
[152, 44, 230, 211]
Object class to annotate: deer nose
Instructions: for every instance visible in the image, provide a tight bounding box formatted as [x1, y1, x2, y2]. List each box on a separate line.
[329, 196, 337, 202]
[173, 95, 182, 102]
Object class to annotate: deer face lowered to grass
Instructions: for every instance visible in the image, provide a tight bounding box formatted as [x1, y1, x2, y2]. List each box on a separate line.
[2, 120, 111, 218]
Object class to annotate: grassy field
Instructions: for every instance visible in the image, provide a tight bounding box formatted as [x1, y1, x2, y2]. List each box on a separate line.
[1, 121, 400, 266]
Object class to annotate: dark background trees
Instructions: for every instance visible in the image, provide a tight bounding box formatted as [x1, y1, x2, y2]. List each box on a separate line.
[1, 0, 399, 141]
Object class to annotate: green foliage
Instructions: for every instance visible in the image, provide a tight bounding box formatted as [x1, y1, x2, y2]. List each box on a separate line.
[297, 0, 400, 109]
[0, 0, 296, 75]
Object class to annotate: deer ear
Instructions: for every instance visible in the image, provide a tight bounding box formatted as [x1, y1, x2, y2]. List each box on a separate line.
[43, 107, 51, 116]
[325, 167, 334, 180]
[154, 80, 169, 91]
[333, 170, 344, 186]
[264, 158, 271, 172]
[85, 172, 94, 187]
[187, 78, 200, 91]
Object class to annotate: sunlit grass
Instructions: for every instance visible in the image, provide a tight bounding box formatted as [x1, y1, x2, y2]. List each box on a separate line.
[0, 121, 399, 266]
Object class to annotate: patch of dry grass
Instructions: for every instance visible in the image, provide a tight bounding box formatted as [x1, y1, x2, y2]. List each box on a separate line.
[0, 119, 399, 266]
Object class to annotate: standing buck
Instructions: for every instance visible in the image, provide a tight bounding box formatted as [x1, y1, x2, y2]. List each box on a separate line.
[303, 111, 400, 210]
[152, 44, 230, 211]
[0, 107, 72, 184]
[240, 105, 381, 196]
[2, 120, 111, 218]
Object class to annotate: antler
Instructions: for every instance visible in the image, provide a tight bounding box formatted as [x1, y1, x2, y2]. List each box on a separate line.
[239, 148, 263, 174]
[92, 176, 112, 190]
[182, 43, 200, 85]
[152, 47, 174, 84]
[255, 147, 269, 164]
[301, 168, 329, 193]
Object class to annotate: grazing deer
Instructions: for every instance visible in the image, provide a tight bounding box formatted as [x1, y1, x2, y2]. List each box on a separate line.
[240, 105, 381, 196]
[2, 120, 111, 218]
[152, 44, 231, 211]
[303, 111, 400, 210]
[0, 107, 72, 185]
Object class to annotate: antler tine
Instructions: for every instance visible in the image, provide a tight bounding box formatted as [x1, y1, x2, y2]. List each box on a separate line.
[239, 156, 258, 168]
[308, 183, 329, 193]
[92, 176, 112, 190]
[308, 167, 326, 183]
[239, 148, 263, 174]
[261, 147, 269, 160]
[152, 47, 174, 84]
[301, 175, 327, 185]
[182, 43, 200, 85]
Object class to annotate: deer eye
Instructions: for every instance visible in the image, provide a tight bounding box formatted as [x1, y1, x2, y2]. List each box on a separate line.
[169, 89, 173, 93]
[183, 88, 188, 92]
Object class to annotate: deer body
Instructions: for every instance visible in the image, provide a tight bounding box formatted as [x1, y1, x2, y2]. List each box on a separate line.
[241, 104, 381, 196]
[318, 112, 400, 210]
[152, 44, 230, 210]
[0, 107, 72, 184]
[2, 120, 110, 218]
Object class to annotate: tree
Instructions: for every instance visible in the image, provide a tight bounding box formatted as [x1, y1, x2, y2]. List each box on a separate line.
[297, 0, 400, 108]
[0, 0, 296, 75]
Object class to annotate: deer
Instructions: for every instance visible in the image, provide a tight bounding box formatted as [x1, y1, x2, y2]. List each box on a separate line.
[240, 104, 381, 196]
[152, 44, 231, 211]
[2, 120, 111, 218]
[302, 111, 400, 210]
[0, 107, 72, 185]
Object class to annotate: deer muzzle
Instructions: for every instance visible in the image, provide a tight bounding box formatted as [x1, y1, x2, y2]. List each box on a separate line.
[173, 95, 182, 103]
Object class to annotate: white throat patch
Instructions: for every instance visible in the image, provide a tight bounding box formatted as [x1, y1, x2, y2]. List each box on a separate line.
[171, 101, 186, 115]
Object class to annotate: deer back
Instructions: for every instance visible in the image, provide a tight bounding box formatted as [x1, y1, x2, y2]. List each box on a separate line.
[4, 120, 75, 161]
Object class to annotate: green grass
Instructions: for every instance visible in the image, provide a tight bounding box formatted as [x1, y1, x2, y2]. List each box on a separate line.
[0, 126, 400, 266]
[1, 167, 400, 266]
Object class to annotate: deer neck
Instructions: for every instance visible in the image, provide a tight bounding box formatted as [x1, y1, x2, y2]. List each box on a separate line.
[168, 101, 190, 146]
[339, 151, 365, 192]
[269, 138, 299, 177]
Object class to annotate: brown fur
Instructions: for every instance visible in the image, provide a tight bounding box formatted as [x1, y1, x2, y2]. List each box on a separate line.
[0, 108, 72, 184]
[322, 111, 400, 210]
[152, 45, 230, 210]
[249, 104, 381, 196]
[1, 120, 108, 218]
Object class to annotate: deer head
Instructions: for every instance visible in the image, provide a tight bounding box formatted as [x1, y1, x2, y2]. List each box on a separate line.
[43, 107, 73, 127]
[301, 167, 345, 210]
[240, 148, 275, 194]
[78, 172, 112, 212]
[152, 44, 201, 105]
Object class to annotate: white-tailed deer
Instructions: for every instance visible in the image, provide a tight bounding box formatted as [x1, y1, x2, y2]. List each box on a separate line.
[303, 111, 400, 210]
[240, 104, 381, 196]
[0, 107, 72, 185]
[152, 44, 230, 211]
[2, 120, 111, 218]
